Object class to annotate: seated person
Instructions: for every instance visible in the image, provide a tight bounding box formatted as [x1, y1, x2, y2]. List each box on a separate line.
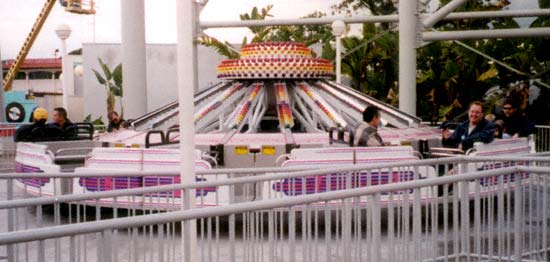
[442, 101, 495, 152]
[14, 108, 49, 142]
[49, 107, 76, 138]
[107, 111, 125, 132]
[353, 106, 385, 147]
[499, 99, 533, 138]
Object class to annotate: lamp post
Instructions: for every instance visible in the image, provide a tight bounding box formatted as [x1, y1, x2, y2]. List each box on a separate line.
[55, 23, 72, 110]
[331, 20, 346, 84]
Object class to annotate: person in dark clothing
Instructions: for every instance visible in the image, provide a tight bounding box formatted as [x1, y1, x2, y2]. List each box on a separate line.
[14, 108, 49, 142]
[107, 111, 125, 132]
[50, 107, 76, 138]
[442, 101, 495, 152]
[499, 100, 533, 138]
[354, 106, 385, 147]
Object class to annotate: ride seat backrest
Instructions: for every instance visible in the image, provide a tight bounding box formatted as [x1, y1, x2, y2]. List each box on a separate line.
[66, 123, 94, 140]
[142, 159, 212, 172]
[90, 148, 143, 160]
[15, 142, 55, 165]
[142, 148, 202, 162]
[82, 147, 207, 171]
[471, 137, 530, 156]
[289, 146, 415, 161]
[31, 126, 64, 141]
[85, 148, 144, 171]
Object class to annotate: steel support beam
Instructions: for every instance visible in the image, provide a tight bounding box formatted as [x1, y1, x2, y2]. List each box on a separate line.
[200, 9, 550, 29]
[423, 27, 550, 41]
[399, 0, 418, 116]
[176, 0, 198, 261]
[121, 0, 148, 118]
[423, 0, 468, 28]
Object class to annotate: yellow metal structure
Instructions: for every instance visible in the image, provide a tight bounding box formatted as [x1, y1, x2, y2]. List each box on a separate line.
[2, 0, 56, 91]
[2, 0, 95, 91]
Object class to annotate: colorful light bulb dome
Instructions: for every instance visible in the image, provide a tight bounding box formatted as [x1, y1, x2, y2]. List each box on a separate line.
[217, 42, 334, 80]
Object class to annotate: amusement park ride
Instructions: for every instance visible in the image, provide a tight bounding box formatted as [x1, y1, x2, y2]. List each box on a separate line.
[5, 0, 539, 210]
[2, 0, 94, 122]
[11, 41, 534, 209]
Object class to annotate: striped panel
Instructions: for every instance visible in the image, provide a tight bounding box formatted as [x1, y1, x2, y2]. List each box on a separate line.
[272, 171, 415, 196]
[79, 177, 143, 192]
[15, 162, 49, 187]
[143, 176, 216, 197]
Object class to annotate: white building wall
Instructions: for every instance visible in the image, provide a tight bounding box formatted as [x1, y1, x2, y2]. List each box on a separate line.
[11, 79, 63, 94]
[82, 43, 224, 122]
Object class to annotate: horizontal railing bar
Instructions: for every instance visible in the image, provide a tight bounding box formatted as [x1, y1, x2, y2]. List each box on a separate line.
[1, 165, 548, 245]
[0, 165, 312, 178]
[2, 155, 549, 179]
[2, 156, 549, 209]
[199, 9, 550, 29]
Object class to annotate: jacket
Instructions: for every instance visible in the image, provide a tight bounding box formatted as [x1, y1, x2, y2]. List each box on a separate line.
[442, 118, 495, 151]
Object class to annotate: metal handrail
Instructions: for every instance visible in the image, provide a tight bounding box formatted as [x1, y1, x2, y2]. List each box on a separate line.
[2, 165, 549, 245]
[1, 155, 549, 209]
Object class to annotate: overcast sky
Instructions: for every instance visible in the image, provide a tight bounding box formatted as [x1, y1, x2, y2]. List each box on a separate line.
[0, 0, 341, 60]
[0, 0, 539, 60]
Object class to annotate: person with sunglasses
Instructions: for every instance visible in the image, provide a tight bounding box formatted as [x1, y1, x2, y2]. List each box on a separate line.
[499, 99, 533, 138]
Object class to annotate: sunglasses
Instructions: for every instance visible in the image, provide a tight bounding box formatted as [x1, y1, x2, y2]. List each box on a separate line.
[503, 107, 513, 110]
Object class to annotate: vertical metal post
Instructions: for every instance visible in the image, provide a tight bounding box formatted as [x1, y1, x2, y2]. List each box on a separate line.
[120, 0, 148, 117]
[398, 0, 419, 116]
[331, 20, 345, 84]
[514, 176, 522, 262]
[6, 179, 14, 262]
[177, 0, 198, 261]
[61, 52, 70, 111]
[336, 35, 342, 84]
[0, 48, 5, 122]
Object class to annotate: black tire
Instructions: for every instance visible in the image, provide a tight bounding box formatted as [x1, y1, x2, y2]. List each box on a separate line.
[5, 102, 26, 122]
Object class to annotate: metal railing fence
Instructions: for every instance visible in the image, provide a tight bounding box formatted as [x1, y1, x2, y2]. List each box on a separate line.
[535, 125, 550, 153]
[0, 165, 550, 261]
[0, 156, 549, 261]
[0, 149, 15, 173]
[0, 124, 18, 174]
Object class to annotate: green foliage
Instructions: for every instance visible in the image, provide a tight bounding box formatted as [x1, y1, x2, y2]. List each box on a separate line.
[199, 1, 550, 124]
[198, 6, 334, 59]
[92, 58, 124, 118]
[83, 114, 104, 126]
[196, 36, 240, 59]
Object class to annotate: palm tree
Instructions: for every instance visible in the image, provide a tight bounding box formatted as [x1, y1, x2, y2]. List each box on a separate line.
[92, 58, 123, 118]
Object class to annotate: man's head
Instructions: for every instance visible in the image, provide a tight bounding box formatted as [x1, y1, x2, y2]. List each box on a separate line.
[108, 111, 120, 123]
[53, 107, 68, 125]
[363, 106, 381, 127]
[32, 107, 48, 123]
[502, 99, 517, 117]
[468, 101, 484, 125]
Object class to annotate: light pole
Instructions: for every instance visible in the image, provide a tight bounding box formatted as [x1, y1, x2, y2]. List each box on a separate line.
[55, 23, 72, 110]
[331, 20, 346, 84]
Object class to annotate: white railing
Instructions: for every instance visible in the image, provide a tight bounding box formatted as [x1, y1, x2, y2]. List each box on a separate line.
[535, 125, 550, 153]
[0, 156, 549, 261]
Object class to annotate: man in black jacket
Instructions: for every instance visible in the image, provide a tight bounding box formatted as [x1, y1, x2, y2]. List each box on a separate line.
[50, 107, 76, 138]
[499, 100, 533, 138]
[442, 101, 495, 152]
